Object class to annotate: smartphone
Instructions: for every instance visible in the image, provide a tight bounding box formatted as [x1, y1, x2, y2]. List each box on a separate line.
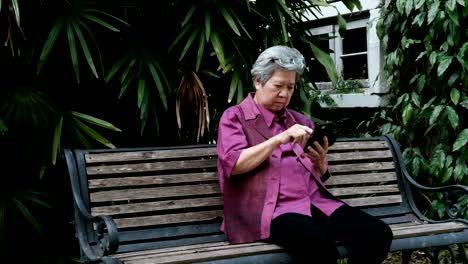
[303, 122, 337, 152]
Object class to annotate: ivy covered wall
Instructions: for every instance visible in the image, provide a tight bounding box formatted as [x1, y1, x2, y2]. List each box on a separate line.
[373, 0, 468, 219]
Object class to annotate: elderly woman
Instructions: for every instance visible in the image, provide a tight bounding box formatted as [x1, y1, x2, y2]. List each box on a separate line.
[216, 45, 393, 263]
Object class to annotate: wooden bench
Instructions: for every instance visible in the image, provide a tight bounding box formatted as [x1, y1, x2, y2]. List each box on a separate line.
[64, 135, 468, 264]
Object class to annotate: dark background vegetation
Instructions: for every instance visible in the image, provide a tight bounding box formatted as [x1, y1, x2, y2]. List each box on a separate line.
[1, 0, 466, 262]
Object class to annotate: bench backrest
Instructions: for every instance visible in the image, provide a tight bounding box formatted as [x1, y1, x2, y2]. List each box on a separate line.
[67, 137, 415, 254]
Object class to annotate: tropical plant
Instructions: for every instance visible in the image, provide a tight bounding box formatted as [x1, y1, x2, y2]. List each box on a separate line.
[367, 0, 468, 219]
[1, 0, 365, 261]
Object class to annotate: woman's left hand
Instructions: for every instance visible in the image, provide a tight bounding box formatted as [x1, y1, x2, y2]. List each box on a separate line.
[303, 136, 329, 176]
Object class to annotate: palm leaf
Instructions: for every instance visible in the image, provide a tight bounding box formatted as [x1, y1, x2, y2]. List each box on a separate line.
[12, 198, 41, 232]
[210, 31, 226, 68]
[228, 70, 240, 103]
[74, 127, 94, 149]
[105, 53, 130, 82]
[51, 116, 63, 165]
[81, 13, 120, 32]
[139, 89, 149, 121]
[37, 18, 64, 74]
[21, 190, 53, 209]
[147, 60, 168, 110]
[231, 10, 252, 40]
[276, 5, 288, 44]
[119, 71, 136, 98]
[337, 13, 347, 37]
[74, 118, 117, 148]
[236, 78, 244, 103]
[181, 4, 197, 27]
[218, 4, 241, 36]
[120, 57, 137, 83]
[0, 118, 7, 135]
[71, 111, 121, 131]
[341, 0, 363, 11]
[81, 8, 130, 26]
[67, 22, 80, 82]
[205, 12, 211, 42]
[309, 41, 339, 84]
[11, 0, 20, 26]
[75, 17, 105, 78]
[137, 78, 145, 108]
[196, 31, 206, 71]
[168, 23, 194, 52]
[72, 22, 98, 78]
[274, 0, 299, 22]
[179, 27, 201, 62]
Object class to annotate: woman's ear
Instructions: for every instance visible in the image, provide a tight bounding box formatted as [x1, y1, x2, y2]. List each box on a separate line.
[254, 78, 262, 90]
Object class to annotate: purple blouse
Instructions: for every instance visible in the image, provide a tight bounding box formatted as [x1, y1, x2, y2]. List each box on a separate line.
[217, 93, 343, 243]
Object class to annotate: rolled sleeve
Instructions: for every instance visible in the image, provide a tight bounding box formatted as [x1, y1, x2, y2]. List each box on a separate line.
[217, 107, 249, 180]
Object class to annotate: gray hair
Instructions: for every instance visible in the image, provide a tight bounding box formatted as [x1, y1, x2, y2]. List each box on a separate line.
[251, 45, 306, 85]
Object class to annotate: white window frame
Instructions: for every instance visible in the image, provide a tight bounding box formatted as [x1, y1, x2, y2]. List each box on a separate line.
[305, 0, 388, 107]
[310, 18, 371, 89]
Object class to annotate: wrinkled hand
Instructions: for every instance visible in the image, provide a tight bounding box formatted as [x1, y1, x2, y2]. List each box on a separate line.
[303, 136, 329, 176]
[275, 124, 313, 147]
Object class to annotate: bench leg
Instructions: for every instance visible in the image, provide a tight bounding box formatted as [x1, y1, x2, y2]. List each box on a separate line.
[456, 244, 467, 263]
[423, 246, 456, 264]
[401, 250, 412, 264]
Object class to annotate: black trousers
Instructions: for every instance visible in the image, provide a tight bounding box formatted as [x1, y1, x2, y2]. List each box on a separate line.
[269, 204, 393, 264]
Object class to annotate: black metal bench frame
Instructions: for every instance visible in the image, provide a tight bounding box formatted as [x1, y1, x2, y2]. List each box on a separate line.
[64, 135, 468, 264]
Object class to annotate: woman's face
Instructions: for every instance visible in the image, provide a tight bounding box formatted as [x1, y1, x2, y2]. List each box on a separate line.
[254, 70, 296, 113]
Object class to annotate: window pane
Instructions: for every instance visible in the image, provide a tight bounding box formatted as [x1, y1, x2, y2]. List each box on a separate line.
[342, 54, 367, 80]
[342, 27, 367, 54]
[309, 35, 333, 82]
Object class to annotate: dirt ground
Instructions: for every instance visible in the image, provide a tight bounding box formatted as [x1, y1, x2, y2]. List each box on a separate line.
[383, 251, 433, 264]
[381, 246, 467, 264]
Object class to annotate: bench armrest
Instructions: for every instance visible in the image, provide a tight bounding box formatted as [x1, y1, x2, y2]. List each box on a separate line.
[402, 169, 468, 224]
[383, 135, 468, 225]
[64, 149, 120, 263]
[75, 214, 120, 263]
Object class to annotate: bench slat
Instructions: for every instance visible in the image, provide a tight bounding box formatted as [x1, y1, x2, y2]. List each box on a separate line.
[114, 210, 223, 229]
[118, 223, 222, 243]
[329, 141, 388, 151]
[391, 222, 466, 239]
[343, 195, 402, 207]
[326, 172, 397, 186]
[114, 222, 466, 263]
[122, 243, 283, 264]
[329, 162, 395, 174]
[85, 148, 217, 163]
[328, 150, 393, 162]
[85, 141, 388, 165]
[109, 196, 403, 228]
[89, 171, 398, 192]
[88, 172, 218, 189]
[90, 183, 220, 202]
[329, 184, 399, 196]
[116, 241, 230, 259]
[91, 197, 223, 216]
[91, 184, 401, 204]
[86, 159, 217, 176]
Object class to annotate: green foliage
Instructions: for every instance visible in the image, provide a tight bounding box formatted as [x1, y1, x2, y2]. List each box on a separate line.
[333, 78, 364, 94]
[373, 0, 468, 219]
[0, 1, 363, 261]
[37, 1, 129, 82]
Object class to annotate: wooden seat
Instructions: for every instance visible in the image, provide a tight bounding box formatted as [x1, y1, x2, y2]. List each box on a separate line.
[64, 136, 468, 264]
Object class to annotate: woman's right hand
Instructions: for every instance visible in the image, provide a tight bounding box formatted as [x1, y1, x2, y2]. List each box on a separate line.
[275, 124, 313, 147]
